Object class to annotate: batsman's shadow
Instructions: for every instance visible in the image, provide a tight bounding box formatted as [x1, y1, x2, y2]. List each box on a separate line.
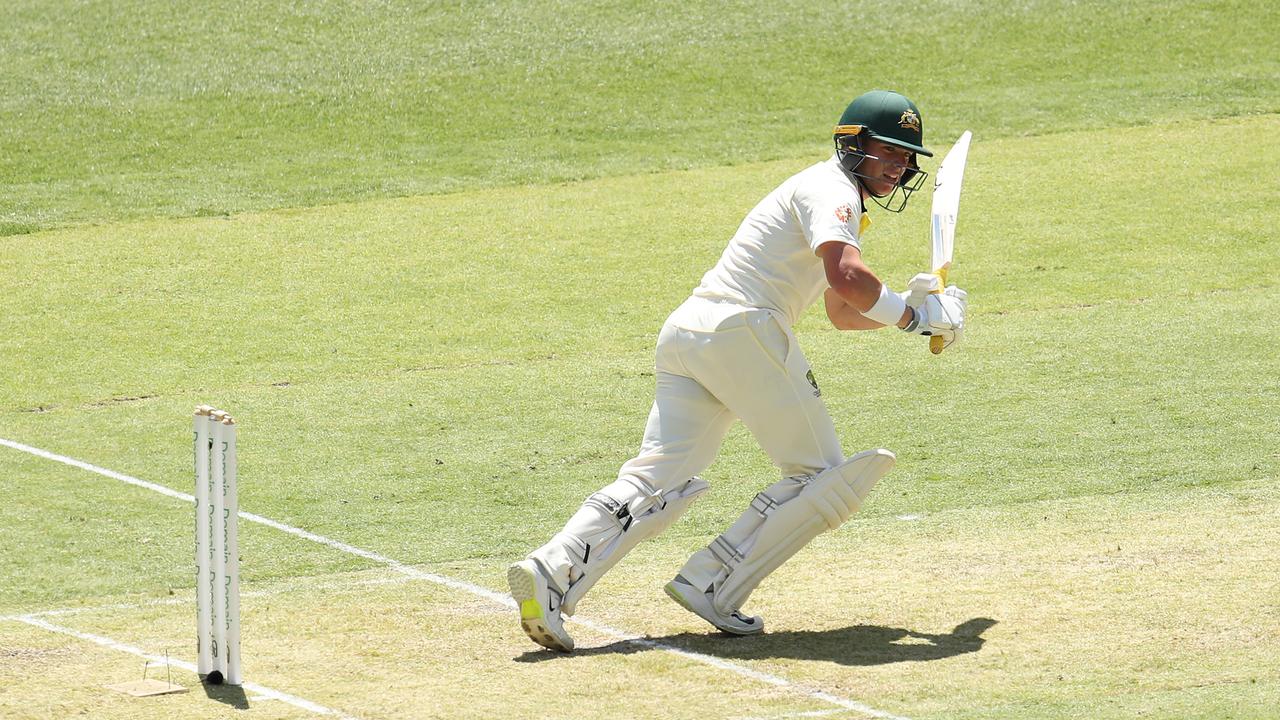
[516, 617, 997, 666]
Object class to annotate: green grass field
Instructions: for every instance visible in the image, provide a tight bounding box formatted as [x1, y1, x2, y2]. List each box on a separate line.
[2, 1, 1278, 718]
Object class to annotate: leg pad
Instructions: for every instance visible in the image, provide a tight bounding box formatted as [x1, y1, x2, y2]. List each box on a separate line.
[699, 449, 895, 615]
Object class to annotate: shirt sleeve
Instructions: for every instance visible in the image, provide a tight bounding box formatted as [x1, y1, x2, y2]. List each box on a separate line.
[792, 174, 863, 255]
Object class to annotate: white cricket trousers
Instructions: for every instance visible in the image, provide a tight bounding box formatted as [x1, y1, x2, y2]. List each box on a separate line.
[529, 296, 845, 599]
[622, 296, 844, 486]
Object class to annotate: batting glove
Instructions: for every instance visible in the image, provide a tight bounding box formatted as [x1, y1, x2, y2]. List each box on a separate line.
[903, 287, 965, 334]
[897, 273, 940, 308]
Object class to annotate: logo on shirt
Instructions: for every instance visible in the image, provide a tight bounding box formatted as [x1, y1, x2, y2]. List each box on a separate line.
[834, 203, 855, 224]
[898, 109, 921, 132]
[806, 369, 821, 397]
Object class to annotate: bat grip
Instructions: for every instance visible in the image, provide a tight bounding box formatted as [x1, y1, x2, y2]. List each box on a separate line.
[929, 267, 948, 355]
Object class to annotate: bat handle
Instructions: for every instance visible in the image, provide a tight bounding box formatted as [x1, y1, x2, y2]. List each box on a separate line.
[929, 267, 948, 355]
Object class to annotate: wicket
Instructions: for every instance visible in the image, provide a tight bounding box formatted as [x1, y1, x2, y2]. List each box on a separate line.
[194, 405, 241, 686]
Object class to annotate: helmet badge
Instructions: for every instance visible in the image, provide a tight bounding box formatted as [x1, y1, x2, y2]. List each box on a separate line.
[898, 109, 921, 132]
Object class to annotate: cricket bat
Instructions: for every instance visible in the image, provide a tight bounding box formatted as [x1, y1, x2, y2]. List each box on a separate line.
[929, 130, 973, 355]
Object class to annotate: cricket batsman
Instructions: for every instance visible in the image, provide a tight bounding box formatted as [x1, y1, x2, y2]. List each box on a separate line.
[509, 90, 968, 651]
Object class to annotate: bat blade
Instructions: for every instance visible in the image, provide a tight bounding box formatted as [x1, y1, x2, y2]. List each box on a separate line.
[928, 130, 972, 355]
[930, 130, 971, 276]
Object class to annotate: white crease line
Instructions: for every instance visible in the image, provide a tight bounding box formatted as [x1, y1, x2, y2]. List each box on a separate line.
[3, 573, 419, 622]
[732, 710, 851, 720]
[1, 437, 196, 503]
[13, 617, 359, 720]
[0, 437, 505, 599]
[1, 436, 910, 720]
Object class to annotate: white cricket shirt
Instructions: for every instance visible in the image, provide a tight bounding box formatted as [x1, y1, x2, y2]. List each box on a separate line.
[690, 155, 867, 327]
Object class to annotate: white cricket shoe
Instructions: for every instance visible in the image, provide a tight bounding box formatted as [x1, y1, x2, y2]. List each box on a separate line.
[664, 575, 763, 636]
[507, 559, 574, 652]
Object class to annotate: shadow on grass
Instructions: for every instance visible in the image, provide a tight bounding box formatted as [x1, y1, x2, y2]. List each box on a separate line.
[515, 617, 997, 666]
[201, 679, 249, 709]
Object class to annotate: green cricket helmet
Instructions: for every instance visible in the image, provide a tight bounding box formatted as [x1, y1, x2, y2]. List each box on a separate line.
[834, 90, 933, 157]
[833, 90, 932, 212]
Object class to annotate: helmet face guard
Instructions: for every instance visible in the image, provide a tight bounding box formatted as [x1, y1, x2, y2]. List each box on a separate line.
[835, 131, 928, 213]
